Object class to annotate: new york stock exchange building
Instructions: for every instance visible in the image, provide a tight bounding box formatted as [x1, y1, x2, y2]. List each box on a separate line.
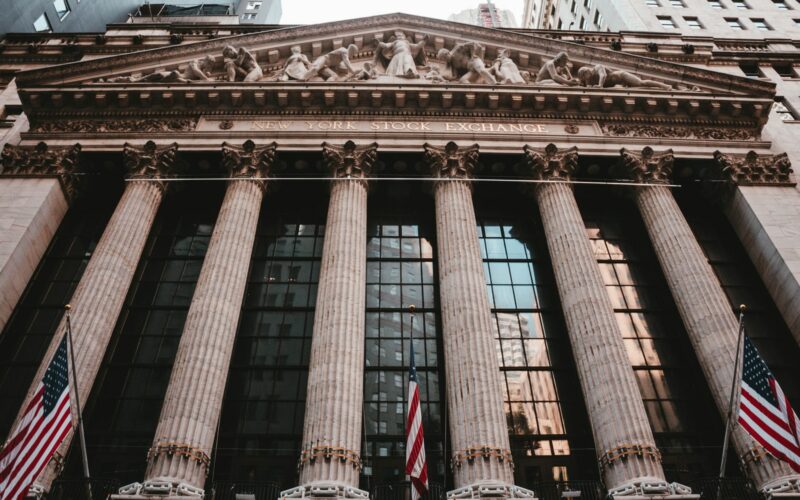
[3, 12, 800, 500]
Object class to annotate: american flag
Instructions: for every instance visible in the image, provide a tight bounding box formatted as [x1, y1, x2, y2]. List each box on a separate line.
[738, 335, 800, 472]
[0, 335, 73, 500]
[405, 340, 428, 500]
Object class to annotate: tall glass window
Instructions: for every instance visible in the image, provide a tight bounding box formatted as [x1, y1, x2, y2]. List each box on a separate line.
[214, 192, 325, 488]
[68, 185, 222, 479]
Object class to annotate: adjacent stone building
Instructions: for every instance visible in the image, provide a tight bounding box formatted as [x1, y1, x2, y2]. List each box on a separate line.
[1, 11, 800, 500]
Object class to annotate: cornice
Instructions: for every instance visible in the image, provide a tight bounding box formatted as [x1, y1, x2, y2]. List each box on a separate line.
[12, 13, 775, 97]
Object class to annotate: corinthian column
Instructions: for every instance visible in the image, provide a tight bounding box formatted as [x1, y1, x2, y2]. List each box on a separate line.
[15, 141, 176, 493]
[284, 141, 376, 499]
[622, 147, 800, 494]
[117, 141, 276, 497]
[522, 144, 692, 498]
[423, 142, 535, 499]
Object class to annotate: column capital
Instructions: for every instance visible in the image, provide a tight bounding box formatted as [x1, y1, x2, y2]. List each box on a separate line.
[221, 140, 277, 191]
[0, 141, 83, 202]
[321, 140, 378, 185]
[423, 141, 480, 180]
[714, 150, 794, 186]
[522, 143, 578, 182]
[123, 141, 178, 190]
[621, 147, 675, 185]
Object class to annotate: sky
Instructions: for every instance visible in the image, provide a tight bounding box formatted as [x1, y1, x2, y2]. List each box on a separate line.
[280, 0, 524, 27]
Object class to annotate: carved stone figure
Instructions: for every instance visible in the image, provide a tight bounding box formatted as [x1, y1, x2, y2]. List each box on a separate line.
[535, 52, 578, 86]
[438, 42, 496, 84]
[423, 65, 447, 83]
[103, 56, 215, 83]
[491, 48, 526, 84]
[373, 31, 427, 78]
[279, 45, 311, 81]
[348, 62, 377, 81]
[577, 64, 672, 90]
[223, 45, 263, 82]
[302, 45, 358, 81]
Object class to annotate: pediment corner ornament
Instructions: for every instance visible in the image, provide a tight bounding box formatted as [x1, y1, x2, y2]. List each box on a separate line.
[713, 150, 794, 186]
[321, 140, 378, 184]
[221, 140, 277, 190]
[0, 142, 83, 201]
[620, 147, 675, 185]
[424, 142, 480, 181]
[123, 141, 178, 189]
[522, 143, 578, 182]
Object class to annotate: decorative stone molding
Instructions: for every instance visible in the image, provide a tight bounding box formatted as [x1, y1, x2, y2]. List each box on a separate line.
[522, 143, 578, 181]
[122, 141, 178, 191]
[423, 141, 479, 180]
[607, 479, 695, 498]
[713, 150, 794, 186]
[29, 118, 198, 134]
[281, 484, 370, 500]
[620, 147, 675, 184]
[0, 141, 83, 201]
[221, 140, 277, 191]
[446, 483, 537, 500]
[602, 123, 758, 141]
[321, 140, 378, 183]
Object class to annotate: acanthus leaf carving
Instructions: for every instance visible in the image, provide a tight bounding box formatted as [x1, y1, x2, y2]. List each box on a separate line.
[602, 123, 758, 141]
[0, 141, 83, 201]
[620, 147, 675, 184]
[423, 141, 480, 180]
[713, 150, 794, 186]
[221, 140, 277, 191]
[522, 143, 578, 182]
[321, 140, 378, 183]
[123, 141, 178, 190]
[30, 118, 198, 134]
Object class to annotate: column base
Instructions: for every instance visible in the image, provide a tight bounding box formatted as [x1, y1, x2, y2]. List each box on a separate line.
[279, 482, 369, 500]
[762, 475, 800, 499]
[607, 479, 698, 499]
[110, 480, 204, 498]
[447, 482, 537, 499]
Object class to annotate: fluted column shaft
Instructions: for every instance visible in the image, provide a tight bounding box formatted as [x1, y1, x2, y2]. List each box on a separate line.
[634, 184, 796, 488]
[433, 179, 515, 488]
[299, 178, 368, 487]
[534, 181, 665, 488]
[145, 178, 265, 489]
[22, 179, 165, 489]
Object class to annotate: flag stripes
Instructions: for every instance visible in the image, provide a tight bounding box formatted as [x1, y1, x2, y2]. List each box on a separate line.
[406, 340, 428, 500]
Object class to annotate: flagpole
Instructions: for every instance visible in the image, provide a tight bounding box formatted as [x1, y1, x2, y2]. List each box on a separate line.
[407, 304, 415, 500]
[716, 304, 747, 500]
[65, 304, 93, 500]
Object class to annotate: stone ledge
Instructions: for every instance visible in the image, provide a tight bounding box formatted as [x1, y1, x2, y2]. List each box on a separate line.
[279, 483, 369, 500]
[446, 482, 537, 499]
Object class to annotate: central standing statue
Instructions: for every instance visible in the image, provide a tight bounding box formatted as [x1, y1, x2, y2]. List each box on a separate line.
[373, 31, 427, 78]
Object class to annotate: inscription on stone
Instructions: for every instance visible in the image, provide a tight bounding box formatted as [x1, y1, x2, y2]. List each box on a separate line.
[246, 119, 555, 134]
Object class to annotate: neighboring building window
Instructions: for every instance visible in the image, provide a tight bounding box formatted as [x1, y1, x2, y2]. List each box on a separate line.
[773, 0, 791, 9]
[670, 0, 686, 7]
[53, 0, 70, 20]
[33, 13, 51, 32]
[774, 100, 798, 120]
[580, 16, 587, 29]
[646, 0, 661, 6]
[726, 17, 746, 29]
[241, 12, 257, 20]
[685, 16, 704, 28]
[732, 0, 750, 8]
[558, 18, 563, 28]
[571, 0, 577, 13]
[752, 18, 773, 29]
[707, 0, 724, 8]
[658, 15, 677, 27]
[739, 61, 762, 76]
[773, 63, 796, 77]
[794, 17, 800, 25]
[245, 0, 262, 9]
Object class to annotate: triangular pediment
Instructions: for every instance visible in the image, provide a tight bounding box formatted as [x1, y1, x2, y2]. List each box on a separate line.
[16, 13, 773, 98]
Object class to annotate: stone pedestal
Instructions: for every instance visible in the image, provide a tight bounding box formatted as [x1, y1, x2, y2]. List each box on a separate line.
[623, 147, 800, 495]
[282, 141, 377, 499]
[424, 142, 536, 500]
[114, 142, 276, 497]
[523, 145, 692, 498]
[18, 141, 177, 493]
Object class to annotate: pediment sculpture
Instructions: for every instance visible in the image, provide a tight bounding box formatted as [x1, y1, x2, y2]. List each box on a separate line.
[373, 31, 427, 78]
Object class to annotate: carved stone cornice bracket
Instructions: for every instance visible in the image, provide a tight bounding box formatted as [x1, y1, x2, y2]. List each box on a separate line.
[620, 146, 675, 185]
[122, 140, 178, 192]
[521, 143, 578, 190]
[321, 140, 378, 188]
[713, 150, 794, 186]
[221, 140, 277, 192]
[0, 141, 83, 202]
[423, 142, 480, 185]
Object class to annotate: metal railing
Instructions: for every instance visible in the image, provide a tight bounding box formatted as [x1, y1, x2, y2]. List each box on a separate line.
[533, 480, 604, 500]
[207, 481, 281, 500]
[690, 477, 761, 500]
[45, 479, 120, 499]
[371, 482, 446, 500]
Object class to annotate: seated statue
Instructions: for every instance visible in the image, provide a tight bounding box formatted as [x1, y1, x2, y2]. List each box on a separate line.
[102, 56, 215, 83]
[577, 64, 672, 90]
[302, 44, 358, 81]
[491, 48, 526, 84]
[438, 41, 496, 84]
[348, 62, 378, 81]
[279, 45, 311, 81]
[535, 52, 579, 86]
[373, 31, 427, 78]
[223, 45, 263, 82]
